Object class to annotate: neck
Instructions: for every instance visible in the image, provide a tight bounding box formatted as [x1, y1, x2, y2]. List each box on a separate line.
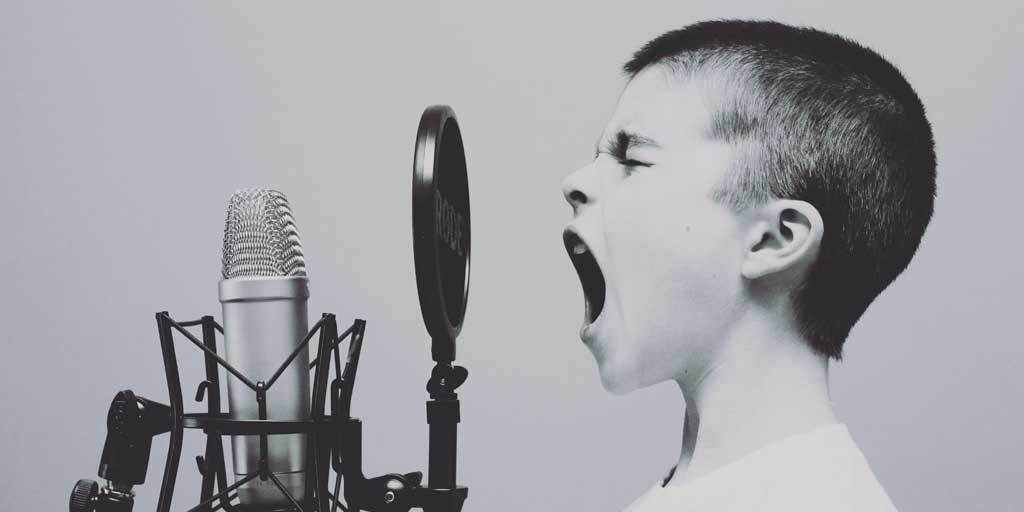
[668, 317, 837, 486]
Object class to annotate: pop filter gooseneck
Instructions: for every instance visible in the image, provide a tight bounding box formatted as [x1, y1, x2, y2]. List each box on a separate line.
[413, 105, 471, 512]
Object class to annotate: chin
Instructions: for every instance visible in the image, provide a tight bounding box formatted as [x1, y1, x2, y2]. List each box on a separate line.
[596, 356, 645, 395]
[596, 344, 680, 395]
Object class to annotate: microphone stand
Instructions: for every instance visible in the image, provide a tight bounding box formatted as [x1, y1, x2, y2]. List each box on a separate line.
[336, 336, 468, 512]
[424, 340, 469, 512]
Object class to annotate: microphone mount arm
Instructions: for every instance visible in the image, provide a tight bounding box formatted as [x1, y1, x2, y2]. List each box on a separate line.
[70, 390, 172, 512]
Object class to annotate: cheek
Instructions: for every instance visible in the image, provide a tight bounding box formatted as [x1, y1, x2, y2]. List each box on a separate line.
[605, 189, 738, 311]
[603, 191, 742, 375]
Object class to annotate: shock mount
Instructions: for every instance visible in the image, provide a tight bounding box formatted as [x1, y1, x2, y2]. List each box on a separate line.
[69, 312, 468, 512]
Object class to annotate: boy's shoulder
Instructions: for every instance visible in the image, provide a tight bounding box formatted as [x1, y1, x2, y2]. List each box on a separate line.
[624, 424, 897, 512]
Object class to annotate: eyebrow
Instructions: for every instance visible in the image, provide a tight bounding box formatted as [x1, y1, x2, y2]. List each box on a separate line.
[594, 130, 661, 159]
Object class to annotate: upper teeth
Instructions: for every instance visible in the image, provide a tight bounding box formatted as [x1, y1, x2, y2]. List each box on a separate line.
[573, 242, 587, 255]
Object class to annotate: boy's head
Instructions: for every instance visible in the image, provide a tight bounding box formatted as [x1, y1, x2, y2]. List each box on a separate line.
[562, 20, 935, 393]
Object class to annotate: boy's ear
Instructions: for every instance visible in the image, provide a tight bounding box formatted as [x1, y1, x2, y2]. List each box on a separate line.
[741, 200, 824, 281]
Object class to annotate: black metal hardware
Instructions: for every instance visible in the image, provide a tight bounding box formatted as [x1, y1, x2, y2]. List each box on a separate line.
[70, 312, 467, 512]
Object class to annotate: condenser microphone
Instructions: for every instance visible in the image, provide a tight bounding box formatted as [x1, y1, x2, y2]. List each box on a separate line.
[219, 188, 311, 508]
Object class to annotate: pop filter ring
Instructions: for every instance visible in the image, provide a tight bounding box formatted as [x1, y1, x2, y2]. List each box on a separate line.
[413, 105, 471, 362]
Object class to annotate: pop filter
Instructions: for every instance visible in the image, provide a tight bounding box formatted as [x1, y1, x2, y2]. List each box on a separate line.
[413, 105, 470, 363]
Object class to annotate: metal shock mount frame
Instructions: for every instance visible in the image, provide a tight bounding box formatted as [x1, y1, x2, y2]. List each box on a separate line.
[130, 310, 467, 512]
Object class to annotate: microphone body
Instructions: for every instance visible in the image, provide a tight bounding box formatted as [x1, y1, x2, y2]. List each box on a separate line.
[220, 276, 310, 506]
[219, 188, 311, 508]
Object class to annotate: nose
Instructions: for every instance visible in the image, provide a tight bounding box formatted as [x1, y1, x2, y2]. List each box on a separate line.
[562, 163, 595, 214]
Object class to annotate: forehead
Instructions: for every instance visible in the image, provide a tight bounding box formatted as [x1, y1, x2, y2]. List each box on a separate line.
[603, 66, 715, 146]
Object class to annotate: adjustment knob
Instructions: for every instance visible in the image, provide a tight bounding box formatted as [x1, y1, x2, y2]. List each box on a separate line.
[69, 479, 98, 512]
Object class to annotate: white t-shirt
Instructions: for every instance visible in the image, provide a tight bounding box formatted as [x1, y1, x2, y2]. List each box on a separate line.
[623, 424, 897, 512]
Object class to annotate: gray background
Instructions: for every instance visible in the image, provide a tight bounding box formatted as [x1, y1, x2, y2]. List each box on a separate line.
[1, 1, 1020, 510]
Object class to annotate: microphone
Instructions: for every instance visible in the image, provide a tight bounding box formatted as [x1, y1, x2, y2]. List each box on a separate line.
[219, 188, 311, 508]
[68, 106, 472, 512]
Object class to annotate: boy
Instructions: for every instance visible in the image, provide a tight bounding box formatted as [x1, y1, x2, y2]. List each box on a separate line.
[561, 20, 934, 511]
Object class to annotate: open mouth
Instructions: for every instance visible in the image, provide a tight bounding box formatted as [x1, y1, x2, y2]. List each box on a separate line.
[563, 229, 606, 325]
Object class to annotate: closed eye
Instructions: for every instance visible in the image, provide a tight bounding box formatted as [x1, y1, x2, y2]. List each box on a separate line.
[619, 159, 651, 168]
[616, 158, 652, 176]
[595, 130, 657, 173]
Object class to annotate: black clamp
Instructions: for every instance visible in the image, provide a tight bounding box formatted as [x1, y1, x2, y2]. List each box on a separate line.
[71, 390, 172, 512]
[426, 363, 468, 400]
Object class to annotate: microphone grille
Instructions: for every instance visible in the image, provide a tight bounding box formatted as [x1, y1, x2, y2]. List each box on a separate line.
[221, 188, 308, 279]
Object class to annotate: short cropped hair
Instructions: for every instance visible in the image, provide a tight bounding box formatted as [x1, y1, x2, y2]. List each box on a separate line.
[624, 20, 936, 358]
